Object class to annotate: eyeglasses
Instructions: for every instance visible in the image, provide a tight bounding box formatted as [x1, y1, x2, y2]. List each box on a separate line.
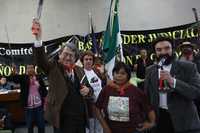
[62, 52, 75, 58]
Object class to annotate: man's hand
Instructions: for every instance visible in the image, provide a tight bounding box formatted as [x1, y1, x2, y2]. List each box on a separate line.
[136, 121, 155, 131]
[80, 85, 90, 96]
[31, 18, 42, 40]
[160, 70, 175, 88]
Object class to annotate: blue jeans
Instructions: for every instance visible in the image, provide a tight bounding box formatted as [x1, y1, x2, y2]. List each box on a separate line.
[25, 106, 45, 133]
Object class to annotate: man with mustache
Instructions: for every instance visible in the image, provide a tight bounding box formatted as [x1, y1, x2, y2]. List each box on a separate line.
[144, 37, 200, 133]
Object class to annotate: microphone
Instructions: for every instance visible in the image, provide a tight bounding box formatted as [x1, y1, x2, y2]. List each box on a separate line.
[158, 58, 168, 91]
[158, 58, 166, 67]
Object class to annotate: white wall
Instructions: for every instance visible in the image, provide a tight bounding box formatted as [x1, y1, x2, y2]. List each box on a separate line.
[119, 0, 200, 30]
[0, 0, 199, 43]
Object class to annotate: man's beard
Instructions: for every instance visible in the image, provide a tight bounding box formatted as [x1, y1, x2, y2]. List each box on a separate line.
[157, 54, 174, 65]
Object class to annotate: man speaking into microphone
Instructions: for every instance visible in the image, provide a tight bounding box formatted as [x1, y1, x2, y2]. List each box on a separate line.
[144, 37, 200, 133]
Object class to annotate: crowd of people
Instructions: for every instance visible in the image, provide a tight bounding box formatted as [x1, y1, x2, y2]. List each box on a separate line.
[0, 19, 200, 133]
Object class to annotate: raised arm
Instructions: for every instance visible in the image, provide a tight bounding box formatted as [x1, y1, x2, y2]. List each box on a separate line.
[31, 19, 53, 74]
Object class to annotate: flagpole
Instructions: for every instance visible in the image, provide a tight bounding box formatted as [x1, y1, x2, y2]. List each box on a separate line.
[88, 12, 99, 57]
[4, 24, 14, 65]
[88, 11, 92, 49]
[88, 12, 92, 34]
[192, 8, 199, 22]
[192, 8, 200, 43]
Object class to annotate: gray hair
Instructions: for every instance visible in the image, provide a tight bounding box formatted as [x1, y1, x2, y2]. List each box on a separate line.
[60, 42, 79, 62]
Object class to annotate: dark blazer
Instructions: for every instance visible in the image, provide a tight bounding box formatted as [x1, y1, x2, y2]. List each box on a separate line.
[33, 46, 91, 128]
[194, 58, 200, 73]
[144, 60, 200, 132]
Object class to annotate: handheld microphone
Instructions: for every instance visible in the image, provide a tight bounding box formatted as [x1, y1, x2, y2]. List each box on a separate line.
[158, 58, 168, 91]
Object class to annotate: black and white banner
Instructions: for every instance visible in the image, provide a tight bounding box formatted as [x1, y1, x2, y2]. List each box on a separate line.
[0, 22, 199, 76]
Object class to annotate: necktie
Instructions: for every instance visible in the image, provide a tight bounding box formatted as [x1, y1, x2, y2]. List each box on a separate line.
[68, 72, 74, 82]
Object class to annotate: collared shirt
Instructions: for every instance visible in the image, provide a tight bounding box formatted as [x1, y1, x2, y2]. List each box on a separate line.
[67, 69, 74, 82]
[34, 40, 43, 47]
[158, 64, 171, 109]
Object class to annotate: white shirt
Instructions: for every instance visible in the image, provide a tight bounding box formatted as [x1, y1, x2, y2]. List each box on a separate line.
[34, 40, 43, 47]
[158, 64, 172, 110]
[84, 69, 102, 102]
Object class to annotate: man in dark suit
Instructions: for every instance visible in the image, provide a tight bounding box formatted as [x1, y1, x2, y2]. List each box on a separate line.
[31, 19, 93, 133]
[144, 37, 200, 133]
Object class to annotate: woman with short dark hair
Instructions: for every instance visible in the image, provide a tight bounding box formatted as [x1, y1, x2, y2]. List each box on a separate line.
[94, 62, 156, 133]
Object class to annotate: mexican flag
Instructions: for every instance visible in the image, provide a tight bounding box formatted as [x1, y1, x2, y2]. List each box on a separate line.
[103, 0, 124, 79]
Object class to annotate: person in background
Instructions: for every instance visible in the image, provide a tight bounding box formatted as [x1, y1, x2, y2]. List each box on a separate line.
[129, 70, 144, 87]
[0, 76, 13, 91]
[144, 37, 200, 133]
[80, 51, 107, 133]
[178, 41, 200, 118]
[178, 41, 200, 72]
[7, 64, 21, 89]
[133, 48, 152, 90]
[19, 64, 48, 133]
[95, 62, 156, 133]
[94, 56, 108, 86]
[0, 66, 20, 133]
[0, 76, 14, 132]
[32, 19, 92, 133]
